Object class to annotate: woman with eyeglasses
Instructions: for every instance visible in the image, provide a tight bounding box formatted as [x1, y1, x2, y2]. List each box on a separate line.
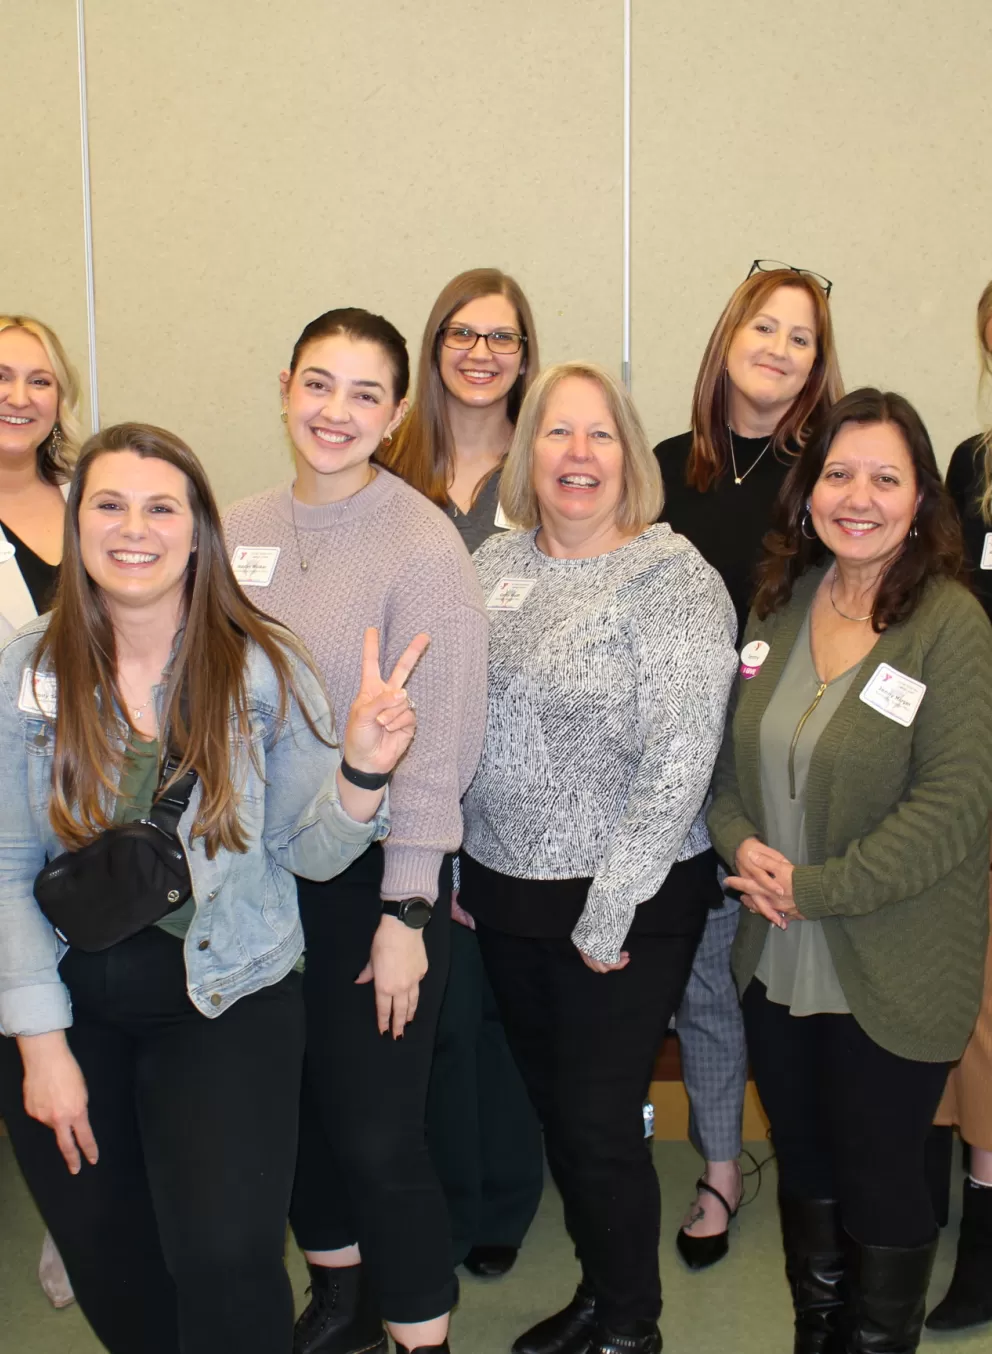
[652, 262, 843, 1271]
[925, 278, 992, 1335]
[224, 307, 488, 1354]
[382, 268, 545, 1283]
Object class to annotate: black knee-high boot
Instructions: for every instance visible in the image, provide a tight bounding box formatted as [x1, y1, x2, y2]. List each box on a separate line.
[845, 1232, 937, 1353]
[780, 1196, 846, 1354]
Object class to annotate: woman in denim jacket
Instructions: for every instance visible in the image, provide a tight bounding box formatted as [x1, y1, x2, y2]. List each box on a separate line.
[0, 422, 425, 1354]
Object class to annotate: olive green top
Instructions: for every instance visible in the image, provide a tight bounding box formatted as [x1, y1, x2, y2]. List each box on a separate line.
[708, 564, 992, 1062]
[113, 737, 195, 940]
[755, 611, 860, 1014]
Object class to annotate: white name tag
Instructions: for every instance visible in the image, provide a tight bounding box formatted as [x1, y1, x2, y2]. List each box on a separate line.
[740, 639, 770, 679]
[981, 533, 992, 570]
[0, 543, 16, 566]
[493, 503, 514, 530]
[859, 662, 926, 727]
[486, 577, 536, 611]
[18, 668, 58, 718]
[231, 546, 280, 587]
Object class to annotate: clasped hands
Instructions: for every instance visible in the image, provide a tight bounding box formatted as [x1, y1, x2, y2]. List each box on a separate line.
[724, 836, 806, 929]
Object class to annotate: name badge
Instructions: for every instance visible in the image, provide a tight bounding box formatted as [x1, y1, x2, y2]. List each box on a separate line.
[981, 534, 992, 570]
[493, 503, 514, 531]
[740, 640, 770, 679]
[0, 543, 16, 566]
[231, 546, 280, 587]
[859, 662, 926, 727]
[486, 577, 536, 611]
[18, 668, 58, 718]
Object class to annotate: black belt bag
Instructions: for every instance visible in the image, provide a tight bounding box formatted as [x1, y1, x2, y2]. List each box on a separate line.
[34, 756, 199, 952]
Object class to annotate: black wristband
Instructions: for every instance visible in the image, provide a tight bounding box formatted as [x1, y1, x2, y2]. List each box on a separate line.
[339, 758, 392, 791]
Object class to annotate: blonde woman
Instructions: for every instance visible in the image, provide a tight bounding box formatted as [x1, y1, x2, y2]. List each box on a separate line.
[385, 269, 544, 1279]
[926, 277, 992, 1334]
[459, 363, 737, 1354]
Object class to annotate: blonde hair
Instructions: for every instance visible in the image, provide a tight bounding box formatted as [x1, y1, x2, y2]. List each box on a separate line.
[499, 362, 663, 533]
[0, 315, 82, 481]
[975, 281, 992, 523]
[381, 268, 539, 507]
[685, 271, 844, 491]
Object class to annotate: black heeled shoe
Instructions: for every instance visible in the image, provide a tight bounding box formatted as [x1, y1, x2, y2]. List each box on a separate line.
[395, 1343, 450, 1353]
[512, 1282, 597, 1354]
[463, 1244, 519, 1277]
[675, 1175, 740, 1270]
[587, 1322, 661, 1354]
[926, 1178, 992, 1331]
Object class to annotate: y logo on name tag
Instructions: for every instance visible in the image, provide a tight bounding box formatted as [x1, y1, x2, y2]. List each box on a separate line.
[859, 662, 926, 727]
[486, 577, 536, 611]
[18, 668, 58, 718]
[231, 546, 280, 587]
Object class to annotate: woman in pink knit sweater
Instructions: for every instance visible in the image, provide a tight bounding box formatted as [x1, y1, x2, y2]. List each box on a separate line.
[224, 308, 488, 1354]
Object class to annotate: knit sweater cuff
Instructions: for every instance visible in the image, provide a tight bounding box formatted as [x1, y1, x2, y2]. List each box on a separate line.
[380, 846, 446, 904]
[792, 864, 828, 919]
[707, 811, 760, 871]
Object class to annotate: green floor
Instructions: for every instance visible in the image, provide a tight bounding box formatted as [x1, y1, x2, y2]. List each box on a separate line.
[2, 1137, 990, 1353]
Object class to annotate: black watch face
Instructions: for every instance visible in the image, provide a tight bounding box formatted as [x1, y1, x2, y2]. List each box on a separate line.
[400, 897, 433, 928]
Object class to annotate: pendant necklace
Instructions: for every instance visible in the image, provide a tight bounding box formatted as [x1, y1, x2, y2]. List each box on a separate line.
[829, 566, 873, 623]
[728, 427, 773, 486]
[132, 700, 152, 722]
[290, 492, 322, 574]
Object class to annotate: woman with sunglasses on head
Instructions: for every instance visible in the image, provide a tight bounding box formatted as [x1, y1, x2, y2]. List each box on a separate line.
[0, 421, 420, 1354]
[382, 268, 545, 1282]
[652, 262, 843, 1270]
[924, 278, 992, 1336]
[709, 389, 992, 1353]
[224, 307, 488, 1354]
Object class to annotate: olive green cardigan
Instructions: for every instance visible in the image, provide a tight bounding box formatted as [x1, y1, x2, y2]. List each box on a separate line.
[707, 564, 992, 1062]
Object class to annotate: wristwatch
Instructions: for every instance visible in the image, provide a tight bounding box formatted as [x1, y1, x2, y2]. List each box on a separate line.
[381, 897, 434, 929]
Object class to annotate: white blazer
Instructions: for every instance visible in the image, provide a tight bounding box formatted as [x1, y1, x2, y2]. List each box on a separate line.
[0, 482, 70, 633]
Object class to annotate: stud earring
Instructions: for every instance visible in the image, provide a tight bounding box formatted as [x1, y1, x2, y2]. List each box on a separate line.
[280, 408, 288, 424]
[382, 433, 393, 446]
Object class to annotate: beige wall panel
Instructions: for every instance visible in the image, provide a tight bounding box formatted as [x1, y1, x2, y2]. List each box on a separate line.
[633, 1, 992, 465]
[1, 0, 90, 429]
[85, 1, 622, 507]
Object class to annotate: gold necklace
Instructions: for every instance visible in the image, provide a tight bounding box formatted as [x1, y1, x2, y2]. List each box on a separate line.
[728, 427, 773, 486]
[829, 568, 873, 623]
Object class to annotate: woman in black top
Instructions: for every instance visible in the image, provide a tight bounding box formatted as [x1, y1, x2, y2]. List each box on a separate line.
[653, 264, 842, 1272]
[926, 277, 992, 1335]
[0, 316, 81, 631]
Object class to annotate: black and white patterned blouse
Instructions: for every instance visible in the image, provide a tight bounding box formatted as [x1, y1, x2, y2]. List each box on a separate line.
[462, 523, 737, 962]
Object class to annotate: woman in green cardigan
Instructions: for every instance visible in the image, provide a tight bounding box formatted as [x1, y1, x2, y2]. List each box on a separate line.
[708, 388, 992, 1354]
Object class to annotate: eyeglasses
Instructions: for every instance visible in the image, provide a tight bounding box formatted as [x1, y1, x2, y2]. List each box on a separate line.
[439, 325, 527, 356]
[748, 259, 833, 298]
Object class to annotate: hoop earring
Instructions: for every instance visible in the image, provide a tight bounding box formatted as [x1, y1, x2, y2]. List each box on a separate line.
[909, 519, 919, 540]
[800, 507, 817, 541]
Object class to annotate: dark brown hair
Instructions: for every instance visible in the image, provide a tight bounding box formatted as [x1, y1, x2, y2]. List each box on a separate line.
[35, 422, 327, 857]
[380, 268, 539, 507]
[753, 389, 964, 631]
[686, 270, 843, 492]
[289, 307, 410, 400]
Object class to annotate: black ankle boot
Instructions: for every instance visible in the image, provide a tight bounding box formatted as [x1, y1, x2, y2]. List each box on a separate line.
[845, 1231, 937, 1353]
[587, 1322, 661, 1354]
[925, 1178, 992, 1330]
[293, 1263, 387, 1354]
[780, 1196, 846, 1353]
[512, 1282, 597, 1354]
[394, 1343, 450, 1353]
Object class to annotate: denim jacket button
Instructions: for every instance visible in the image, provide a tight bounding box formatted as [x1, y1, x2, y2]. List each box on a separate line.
[210, 993, 222, 1007]
[207, 889, 218, 901]
[198, 939, 210, 951]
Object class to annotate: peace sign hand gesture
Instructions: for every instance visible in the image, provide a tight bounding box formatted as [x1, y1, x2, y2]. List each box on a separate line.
[343, 628, 430, 778]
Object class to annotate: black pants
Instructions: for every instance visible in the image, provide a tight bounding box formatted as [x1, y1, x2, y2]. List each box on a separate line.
[742, 980, 951, 1247]
[427, 919, 545, 1264]
[476, 879, 707, 1329]
[0, 927, 304, 1354]
[289, 845, 457, 1324]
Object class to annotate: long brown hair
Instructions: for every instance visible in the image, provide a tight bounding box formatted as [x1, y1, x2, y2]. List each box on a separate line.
[973, 280, 992, 522]
[753, 389, 964, 631]
[35, 422, 327, 857]
[0, 315, 82, 482]
[381, 268, 540, 506]
[686, 270, 843, 492]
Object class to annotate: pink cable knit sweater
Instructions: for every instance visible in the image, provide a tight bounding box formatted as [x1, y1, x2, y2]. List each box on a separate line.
[223, 468, 488, 901]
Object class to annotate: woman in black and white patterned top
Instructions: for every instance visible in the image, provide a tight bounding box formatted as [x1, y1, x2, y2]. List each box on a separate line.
[459, 361, 736, 1354]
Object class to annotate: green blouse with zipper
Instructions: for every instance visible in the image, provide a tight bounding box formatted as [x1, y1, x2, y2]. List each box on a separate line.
[708, 562, 992, 1063]
[113, 736, 195, 940]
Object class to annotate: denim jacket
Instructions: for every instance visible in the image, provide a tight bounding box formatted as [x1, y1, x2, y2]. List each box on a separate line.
[0, 616, 389, 1036]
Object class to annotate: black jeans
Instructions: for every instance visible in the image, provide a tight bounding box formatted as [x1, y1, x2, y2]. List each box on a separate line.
[742, 980, 951, 1246]
[426, 918, 544, 1263]
[0, 927, 305, 1354]
[475, 873, 707, 1329]
[289, 845, 457, 1324]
